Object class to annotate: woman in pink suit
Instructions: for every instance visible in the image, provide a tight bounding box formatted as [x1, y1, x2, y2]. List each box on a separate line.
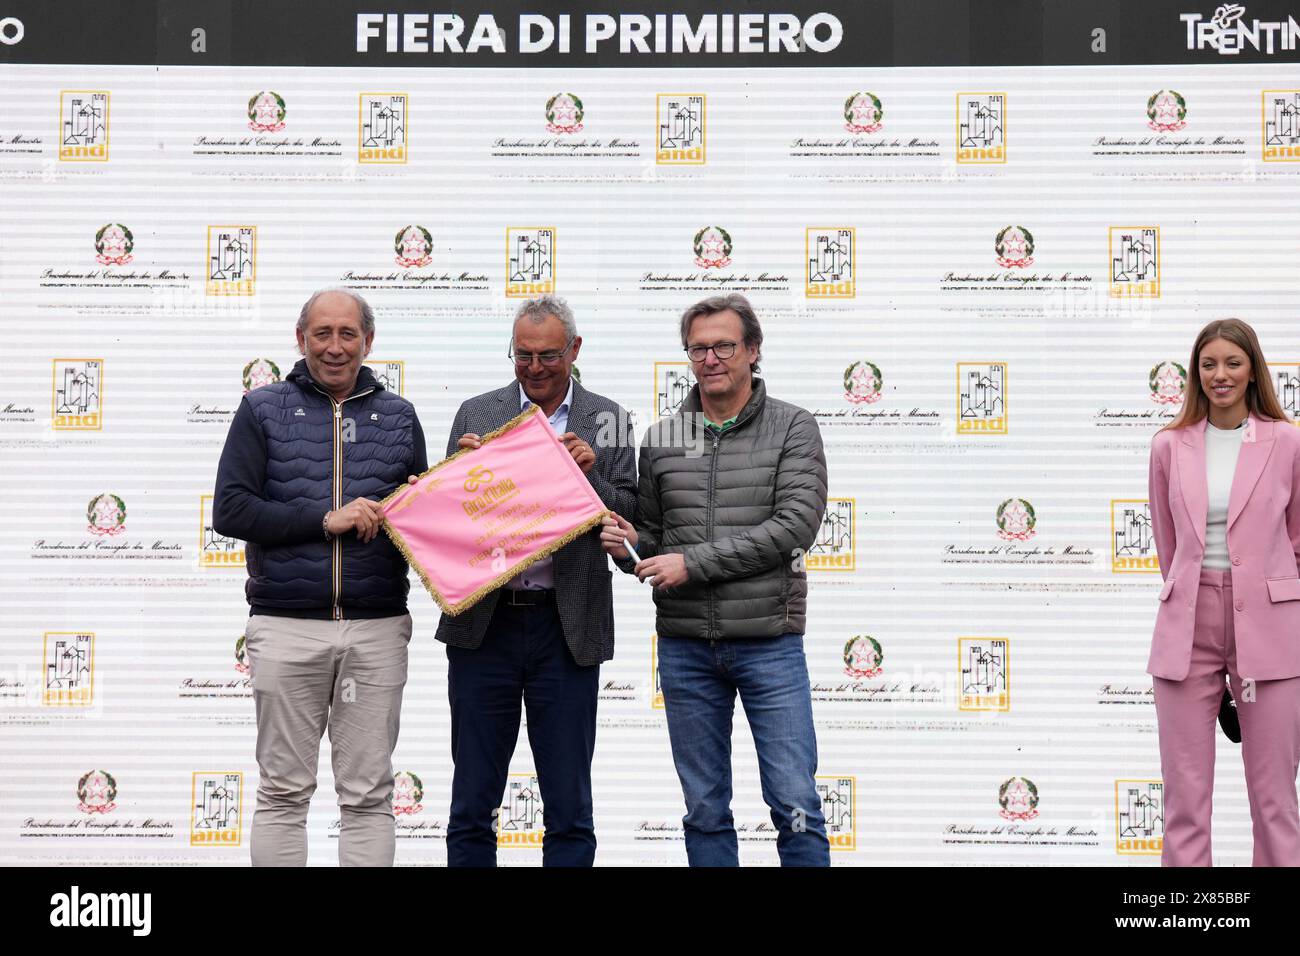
[1148, 318, 1300, 867]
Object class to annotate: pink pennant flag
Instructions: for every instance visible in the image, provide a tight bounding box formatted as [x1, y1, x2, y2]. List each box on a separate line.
[380, 406, 608, 615]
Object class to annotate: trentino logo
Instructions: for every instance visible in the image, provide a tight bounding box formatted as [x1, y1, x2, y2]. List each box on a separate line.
[958, 637, 1010, 712]
[247, 91, 286, 132]
[59, 91, 109, 162]
[1115, 779, 1164, 854]
[1112, 500, 1159, 573]
[657, 93, 706, 164]
[359, 92, 408, 163]
[94, 224, 133, 265]
[545, 92, 584, 133]
[805, 227, 855, 298]
[1181, 5, 1300, 54]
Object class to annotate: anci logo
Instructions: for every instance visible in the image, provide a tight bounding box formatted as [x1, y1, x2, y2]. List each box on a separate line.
[805, 227, 855, 298]
[199, 494, 245, 567]
[807, 497, 855, 571]
[958, 637, 1009, 712]
[1147, 90, 1188, 131]
[1111, 499, 1159, 573]
[359, 92, 408, 164]
[77, 769, 118, 814]
[998, 776, 1039, 821]
[693, 226, 732, 269]
[1268, 361, 1300, 418]
[956, 92, 1005, 163]
[656, 93, 706, 164]
[843, 360, 882, 405]
[191, 772, 243, 845]
[206, 225, 257, 296]
[843, 91, 883, 133]
[242, 358, 281, 393]
[957, 362, 1007, 435]
[1181, 5, 1300, 55]
[393, 770, 424, 816]
[1115, 779, 1164, 855]
[1149, 361, 1187, 404]
[994, 225, 1034, 268]
[234, 634, 249, 674]
[59, 90, 109, 162]
[247, 90, 287, 132]
[996, 498, 1036, 541]
[545, 92, 584, 133]
[1109, 226, 1160, 298]
[52, 358, 103, 431]
[1262, 91, 1300, 161]
[364, 360, 406, 396]
[395, 224, 434, 269]
[497, 773, 545, 847]
[94, 224, 133, 265]
[843, 635, 883, 678]
[86, 493, 126, 537]
[650, 634, 664, 709]
[653, 361, 696, 418]
[816, 775, 857, 850]
[43, 631, 95, 707]
[505, 226, 556, 297]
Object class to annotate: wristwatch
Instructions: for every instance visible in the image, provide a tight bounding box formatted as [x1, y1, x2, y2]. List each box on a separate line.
[323, 511, 333, 541]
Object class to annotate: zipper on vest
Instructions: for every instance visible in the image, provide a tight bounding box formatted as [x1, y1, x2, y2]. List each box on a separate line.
[315, 385, 375, 621]
[706, 429, 721, 639]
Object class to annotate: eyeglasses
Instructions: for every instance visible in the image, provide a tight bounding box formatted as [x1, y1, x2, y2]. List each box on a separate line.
[685, 341, 738, 362]
[509, 338, 574, 367]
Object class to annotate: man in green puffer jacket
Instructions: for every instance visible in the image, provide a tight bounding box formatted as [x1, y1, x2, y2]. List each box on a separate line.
[602, 293, 831, 866]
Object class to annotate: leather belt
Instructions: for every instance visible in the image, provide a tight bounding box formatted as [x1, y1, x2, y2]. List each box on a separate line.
[502, 589, 555, 606]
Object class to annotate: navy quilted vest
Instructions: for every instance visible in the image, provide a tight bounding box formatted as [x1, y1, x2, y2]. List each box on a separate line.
[243, 361, 417, 614]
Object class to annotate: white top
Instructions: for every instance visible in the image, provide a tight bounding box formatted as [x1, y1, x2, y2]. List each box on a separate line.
[1202, 419, 1247, 571]
[507, 379, 574, 590]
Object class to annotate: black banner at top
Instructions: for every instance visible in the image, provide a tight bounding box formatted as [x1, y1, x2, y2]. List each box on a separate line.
[0, 0, 1298, 66]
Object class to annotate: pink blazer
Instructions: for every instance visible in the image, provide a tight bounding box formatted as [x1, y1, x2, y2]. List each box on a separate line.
[1148, 414, 1300, 680]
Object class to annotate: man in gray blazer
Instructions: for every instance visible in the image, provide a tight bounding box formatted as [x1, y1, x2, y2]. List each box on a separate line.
[436, 295, 637, 866]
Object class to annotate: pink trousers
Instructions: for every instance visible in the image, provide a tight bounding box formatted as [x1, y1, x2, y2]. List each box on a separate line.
[1153, 567, 1300, 866]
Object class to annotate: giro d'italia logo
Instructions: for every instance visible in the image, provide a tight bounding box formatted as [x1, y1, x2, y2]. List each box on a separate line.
[994, 225, 1034, 268]
[693, 226, 732, 269]
[843, 635, 883, 679]
[393, 771, 424, 816]
[247, 90, 286, 132]
[1149, 361, 1186, 405]
[545, 92, 584, 133]
[843, 91, 883, 133]
[843, 360, 882, 405]
[395, 225, 433, 269]
[998, 777, 1039, 821]
[1263, 90, 1300, 161]
[996, 498, 1036, 541]
[59, 90, 109, 162]
[1146, 89, 1187, 132]
[94, 223, 133, 265]
[77, 769, 117, 814]
[234, 634, 249, 674]
[463, 466, 493, 492]
[86, 493, 125, 537]
[242, 358, 280, 393]
[191, 772, 243, 846]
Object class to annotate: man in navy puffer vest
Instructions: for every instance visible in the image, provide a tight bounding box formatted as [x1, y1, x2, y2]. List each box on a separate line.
[214, 288, 427, 867]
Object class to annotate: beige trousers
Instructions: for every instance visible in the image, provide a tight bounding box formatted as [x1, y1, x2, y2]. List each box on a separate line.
[243, 613, 412, 867]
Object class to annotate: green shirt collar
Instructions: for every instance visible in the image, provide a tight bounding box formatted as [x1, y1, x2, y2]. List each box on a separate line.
[703, 414, 737, 432]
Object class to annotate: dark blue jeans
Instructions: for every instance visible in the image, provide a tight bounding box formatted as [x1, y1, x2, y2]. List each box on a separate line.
[445, 597, 599, 867]
[657, 633, 830, 867]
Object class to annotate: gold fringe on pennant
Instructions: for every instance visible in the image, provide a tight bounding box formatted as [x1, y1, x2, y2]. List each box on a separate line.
[378, 406, 608, 616]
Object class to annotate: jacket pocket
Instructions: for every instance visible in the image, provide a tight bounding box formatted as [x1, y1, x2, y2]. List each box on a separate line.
[1158, 577, 1176, 602]
[1266, 577, 1300, 603]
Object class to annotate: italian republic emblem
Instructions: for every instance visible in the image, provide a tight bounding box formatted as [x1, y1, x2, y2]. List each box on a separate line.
[844, 92, 883, 133]
[693, 226, 733, 269]
[248, 91, 287, 132]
